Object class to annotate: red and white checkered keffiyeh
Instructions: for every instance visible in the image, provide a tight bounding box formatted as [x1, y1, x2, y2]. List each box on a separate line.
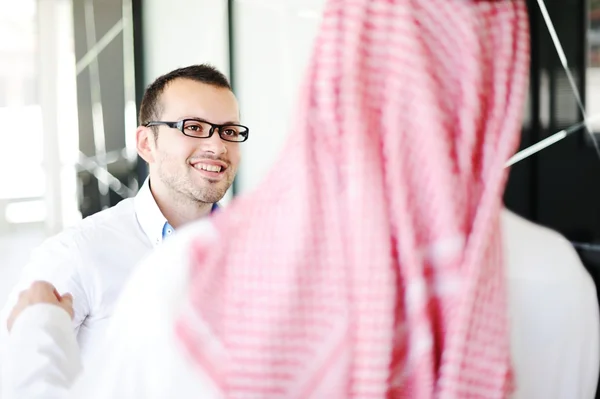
[176, 0, 530, 397]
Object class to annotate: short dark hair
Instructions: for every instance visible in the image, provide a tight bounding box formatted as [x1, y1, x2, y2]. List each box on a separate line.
[138, 64, 232, 127]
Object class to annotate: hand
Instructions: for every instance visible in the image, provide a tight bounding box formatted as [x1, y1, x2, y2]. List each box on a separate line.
[7, 281, 74, 332]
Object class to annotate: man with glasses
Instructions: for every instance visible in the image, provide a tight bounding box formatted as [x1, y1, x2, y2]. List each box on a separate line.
[0, 64, 248, 371]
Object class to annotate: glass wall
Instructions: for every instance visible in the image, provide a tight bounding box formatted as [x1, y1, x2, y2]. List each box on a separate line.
[72, 0, 138, 217]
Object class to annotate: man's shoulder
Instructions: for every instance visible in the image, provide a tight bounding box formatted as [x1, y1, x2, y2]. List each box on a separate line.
[36, 198, 138, 256]
[501, 209, 573, 253]
[78, 197, 136, 228]
[501, 209, 591, 283]
[501, 211, 600, 399]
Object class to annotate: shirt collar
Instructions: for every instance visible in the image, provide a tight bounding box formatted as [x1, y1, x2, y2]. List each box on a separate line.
[135, 178, 221, 247]
[135, 178, 168, 248]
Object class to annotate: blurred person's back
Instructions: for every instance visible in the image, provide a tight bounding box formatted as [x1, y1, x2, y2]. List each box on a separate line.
[502, 209, 600, 398]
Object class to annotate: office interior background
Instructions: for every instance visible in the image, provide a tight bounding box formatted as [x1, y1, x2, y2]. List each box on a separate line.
[2, 0, 600, 326]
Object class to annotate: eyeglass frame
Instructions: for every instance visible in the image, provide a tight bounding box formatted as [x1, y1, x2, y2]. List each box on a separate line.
[144, 118, 250, 143]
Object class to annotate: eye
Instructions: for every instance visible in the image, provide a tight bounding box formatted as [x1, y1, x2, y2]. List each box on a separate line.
[182, 120, 210, 136]
[185, 123, 204, 132]
[222, 128, 239, 136]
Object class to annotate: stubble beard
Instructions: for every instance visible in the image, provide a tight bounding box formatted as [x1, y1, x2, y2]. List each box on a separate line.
[158, 164, 233, 205]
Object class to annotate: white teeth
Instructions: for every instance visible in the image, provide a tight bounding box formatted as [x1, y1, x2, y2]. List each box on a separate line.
[195, 163, 222, 173]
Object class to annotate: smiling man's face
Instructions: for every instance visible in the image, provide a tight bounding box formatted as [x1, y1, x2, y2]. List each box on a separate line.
[146, 77, 241, 205]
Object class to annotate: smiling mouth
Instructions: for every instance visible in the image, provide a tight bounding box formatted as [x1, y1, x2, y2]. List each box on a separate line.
[190, 161, 229, 180]
[193, 163, 224, 173]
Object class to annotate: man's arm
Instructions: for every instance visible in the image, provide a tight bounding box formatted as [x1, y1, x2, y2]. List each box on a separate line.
[0, 232, 90, 339]
[1, 282, 81, 399]
[0, 232, 90, 396]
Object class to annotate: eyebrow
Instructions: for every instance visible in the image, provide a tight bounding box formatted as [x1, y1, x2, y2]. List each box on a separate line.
[177, 116, 241, 125]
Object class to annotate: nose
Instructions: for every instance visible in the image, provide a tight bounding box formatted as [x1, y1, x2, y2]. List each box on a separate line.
[200, 129, 227, 156]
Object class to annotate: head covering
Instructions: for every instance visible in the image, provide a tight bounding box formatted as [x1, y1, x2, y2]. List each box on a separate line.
[176, 0, 530, 397]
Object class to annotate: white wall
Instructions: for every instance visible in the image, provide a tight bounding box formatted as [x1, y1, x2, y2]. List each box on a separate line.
[142, 0, 325, 194]
[232, 0, 324, 193]
[142, 0, 230, 83]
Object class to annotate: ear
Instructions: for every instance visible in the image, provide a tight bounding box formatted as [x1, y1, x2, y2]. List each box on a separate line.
[136, 125, 156, 164]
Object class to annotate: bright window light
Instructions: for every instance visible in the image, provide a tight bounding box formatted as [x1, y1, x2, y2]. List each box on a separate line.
[5, 200, 46, 224]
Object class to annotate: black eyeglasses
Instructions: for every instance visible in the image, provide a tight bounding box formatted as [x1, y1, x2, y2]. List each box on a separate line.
[144, 118, 249, 143]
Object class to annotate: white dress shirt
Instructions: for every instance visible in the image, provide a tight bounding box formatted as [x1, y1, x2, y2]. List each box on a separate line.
[2, 210, 599, 398]
[2, 220, 221, 399]
[0, 179, 168, 370]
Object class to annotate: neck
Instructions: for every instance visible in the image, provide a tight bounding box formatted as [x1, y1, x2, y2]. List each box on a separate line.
[149, 179, 213, 229]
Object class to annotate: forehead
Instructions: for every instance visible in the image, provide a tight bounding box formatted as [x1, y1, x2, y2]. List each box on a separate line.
[158, 78, 239, 123]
